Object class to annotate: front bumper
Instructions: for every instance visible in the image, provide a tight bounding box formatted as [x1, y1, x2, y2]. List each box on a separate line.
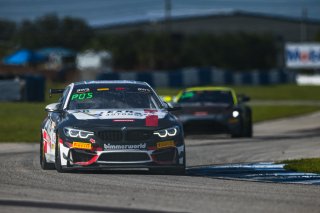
[59, 142, 185, 169]
[179, 115, 241, 134]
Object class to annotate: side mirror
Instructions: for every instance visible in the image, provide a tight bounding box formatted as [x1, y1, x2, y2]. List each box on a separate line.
[45, 103, 62, 112]
[237, 94, 250, 103]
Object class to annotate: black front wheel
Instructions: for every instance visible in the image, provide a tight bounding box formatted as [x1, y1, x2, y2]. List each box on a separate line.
[150, 151, 186, 175]
[244, 114, 253, 138]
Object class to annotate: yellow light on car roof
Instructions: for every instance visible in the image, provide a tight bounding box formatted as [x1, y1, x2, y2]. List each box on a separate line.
[97, 88, 109, 91]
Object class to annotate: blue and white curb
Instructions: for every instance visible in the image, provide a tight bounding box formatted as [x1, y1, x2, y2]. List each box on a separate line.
[187, 162, 320, 185]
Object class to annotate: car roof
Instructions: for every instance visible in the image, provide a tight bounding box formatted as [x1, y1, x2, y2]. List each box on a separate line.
[176, 86, 238, 104]
[71, 80, 149, 87]
[184, 86, 234, 92]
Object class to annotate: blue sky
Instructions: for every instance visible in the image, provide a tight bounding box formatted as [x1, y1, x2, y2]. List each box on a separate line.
[0, 0, 319, 26]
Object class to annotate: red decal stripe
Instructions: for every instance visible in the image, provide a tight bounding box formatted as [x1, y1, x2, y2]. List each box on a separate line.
[144, 109, 157, 113]
[65, 142, 72, 148]
[144, 109, 158, 127]
[147, 146, 156, 150]
[146, 115, 158, 127]
[74, 155, 99, 166]
[44, 141, 47, 153]
[43, 130, 50, 143]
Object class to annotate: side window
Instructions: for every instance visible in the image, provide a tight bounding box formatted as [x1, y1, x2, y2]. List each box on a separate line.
[60, 87, 71, 109]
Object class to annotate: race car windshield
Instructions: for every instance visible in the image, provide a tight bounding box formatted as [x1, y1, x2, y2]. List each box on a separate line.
[178, 90, 234, 104]
[68, 85, 162, 110]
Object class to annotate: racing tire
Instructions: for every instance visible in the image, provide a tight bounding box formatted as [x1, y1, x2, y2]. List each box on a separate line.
[40, 135, 55, 170]
[150, 151, 186, 175]
[231, 110, 253, 138]
[244, 113, 253, 138]
[231, 125, 243, 138]
[169, 148, 186, 175]
[55, 137, 67, 173]
[164, 167, 186, 175]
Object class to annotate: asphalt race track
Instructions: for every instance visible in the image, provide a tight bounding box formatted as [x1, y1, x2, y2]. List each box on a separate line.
[1, 112, 320, 213]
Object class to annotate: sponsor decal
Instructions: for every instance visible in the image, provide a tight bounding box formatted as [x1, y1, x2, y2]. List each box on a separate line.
[137, 88, 151, 92]
[134, 112, 143, 117]
[83, 111, 104, 118]
[70, 109, 167, 120]
[146, 115, 158, 127]
[145, 109, 159, 127]
[90, 138, 96, 143]
[73, 142, 92, 150]
[77, 88, 90, 93]
[71, 92, 93, 101]
[104, 143, 146, 150]
[106, 110, 134, 116]
[97, 88, 109, 91]
[157, 140, 175, 149]
[113, 119, 135, 122]
[115, 87, 125, 91]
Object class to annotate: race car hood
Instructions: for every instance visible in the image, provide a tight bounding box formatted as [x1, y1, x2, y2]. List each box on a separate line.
[67, 109, 167, 120]
[64, 109, 175, 128]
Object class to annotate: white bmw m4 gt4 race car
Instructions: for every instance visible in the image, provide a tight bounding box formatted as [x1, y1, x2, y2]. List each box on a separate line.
[40, 80, 185, 174]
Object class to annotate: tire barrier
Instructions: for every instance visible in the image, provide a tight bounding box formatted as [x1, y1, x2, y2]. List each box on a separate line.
[97, 67, 296, 88]
[0, 75, 45, 102]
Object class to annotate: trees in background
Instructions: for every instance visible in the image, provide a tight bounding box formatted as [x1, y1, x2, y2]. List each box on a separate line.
[0, 19, 16, 41]
[15, 14, 93, 50]
[0, 19, 17, 57]
[90, 32, 277, 71]
[0, 14, 280, 71]
[0, 14, 93, 52]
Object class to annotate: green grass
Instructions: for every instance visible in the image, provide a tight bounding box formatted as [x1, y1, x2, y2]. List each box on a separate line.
[232, 85, 320, 100]
[0, 104, 317, 142]
[0, 84, 320, 142]
[0, 103, 47, 142]
[280, 158, 320, 174]
[252, 106, 320, 123]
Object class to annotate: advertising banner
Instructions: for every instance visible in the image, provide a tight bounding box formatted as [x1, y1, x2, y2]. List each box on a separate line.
[285, 43, 320, 69]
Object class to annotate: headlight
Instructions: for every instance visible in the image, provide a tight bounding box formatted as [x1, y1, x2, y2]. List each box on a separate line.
[64, 127, 94, 139]
[232, 111, 240, 118]
[154, 126, 179, 138]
